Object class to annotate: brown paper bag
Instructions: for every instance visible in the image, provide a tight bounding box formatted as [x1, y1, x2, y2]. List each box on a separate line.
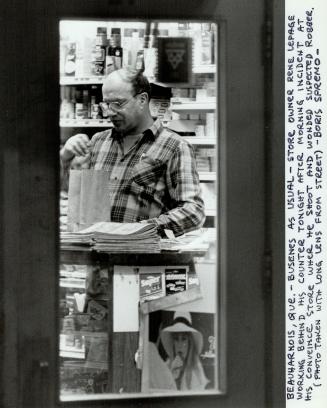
[67, 169, 111, 232]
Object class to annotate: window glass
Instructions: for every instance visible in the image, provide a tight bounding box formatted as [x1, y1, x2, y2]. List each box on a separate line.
[59, 19, 220, 400]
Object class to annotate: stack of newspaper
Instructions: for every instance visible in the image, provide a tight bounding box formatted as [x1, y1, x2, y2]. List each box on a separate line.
[61, 222, 160, 253]
[160, 228, 215, 252]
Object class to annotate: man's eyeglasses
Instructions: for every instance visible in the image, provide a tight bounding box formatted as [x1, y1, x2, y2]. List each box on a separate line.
[100, 93, 140, 114]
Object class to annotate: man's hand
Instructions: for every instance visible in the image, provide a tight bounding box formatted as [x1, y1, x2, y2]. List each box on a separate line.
[60, 134, 91, 163]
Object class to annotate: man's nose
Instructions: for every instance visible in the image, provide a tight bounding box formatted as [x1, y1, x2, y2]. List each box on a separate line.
[108, 108, 118, 117]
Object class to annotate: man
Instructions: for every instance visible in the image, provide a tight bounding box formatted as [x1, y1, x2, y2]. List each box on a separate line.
[60, 68, 205, 236]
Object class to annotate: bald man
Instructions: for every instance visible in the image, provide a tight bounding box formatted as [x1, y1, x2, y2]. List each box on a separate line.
[60, 68, 205, 236]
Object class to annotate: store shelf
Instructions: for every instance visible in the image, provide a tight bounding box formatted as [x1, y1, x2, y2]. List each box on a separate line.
[60, 76, 105, 85]
[60, 348, 85, 360]
[199, 172, 216, 181]
[205, 209, 216, 217]
[170, 102, 216, 113]
[61, 330, 107, 337]
[60, 333, 86, 359]
[60, 280, 85, 289]
[184, 137, 216, 145]
[193, 64, 216, 74]
[60, 119, 113, 128]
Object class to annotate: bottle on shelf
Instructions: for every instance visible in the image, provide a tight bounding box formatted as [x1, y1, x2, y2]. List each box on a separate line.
[75, 43, 84, 78]
[64, 42, 76, 76]
[111, 28, 123, 70]
[143, 25, 158, 82]
[83, 89, 90, 119]
[90, 85, 100, 119]
[69, 86, 76, 119]
[135, 49, 145, 72]
[105, 39, 115, 75]
[91, 27, 108, 76]
[127, 30, 142, 68]
[60, 87, 75, 119]
[60, 87, 70, 119]
[83, 37, 94, 77]
[74, 87, 86, 119]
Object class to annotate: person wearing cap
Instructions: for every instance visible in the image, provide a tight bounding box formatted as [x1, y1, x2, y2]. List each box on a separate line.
[159, 311, 209, 390]
[60, 68, 205, 237]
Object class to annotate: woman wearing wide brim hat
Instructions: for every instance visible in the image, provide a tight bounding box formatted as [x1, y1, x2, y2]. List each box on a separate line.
[160, 311, 209, 391]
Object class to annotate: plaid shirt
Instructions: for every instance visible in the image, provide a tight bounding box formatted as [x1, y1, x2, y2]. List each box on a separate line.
[89, 119, 205, 236]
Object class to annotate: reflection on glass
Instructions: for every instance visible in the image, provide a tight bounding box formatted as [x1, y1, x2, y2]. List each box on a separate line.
[59, 19, 218, 400]
[59, 264, 109, 395]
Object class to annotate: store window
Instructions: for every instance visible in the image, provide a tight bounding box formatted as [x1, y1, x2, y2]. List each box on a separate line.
[58, 19, 222, 401]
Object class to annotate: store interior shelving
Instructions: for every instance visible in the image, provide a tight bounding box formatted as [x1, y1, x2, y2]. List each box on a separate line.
[60, 20, 217, 225]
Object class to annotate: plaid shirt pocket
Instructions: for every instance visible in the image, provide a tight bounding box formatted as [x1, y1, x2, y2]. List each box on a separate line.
[129, 158, 167, 215]
[132, 157, 167, 186]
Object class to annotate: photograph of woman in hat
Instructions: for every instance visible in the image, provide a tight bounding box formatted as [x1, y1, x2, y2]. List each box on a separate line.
[147, 311, 210, 392]
[160, 311, 209, 390]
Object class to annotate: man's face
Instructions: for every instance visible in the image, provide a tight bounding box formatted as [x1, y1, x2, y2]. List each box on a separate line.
[102, 74, 141, 135]
[173, 332, 190, 361]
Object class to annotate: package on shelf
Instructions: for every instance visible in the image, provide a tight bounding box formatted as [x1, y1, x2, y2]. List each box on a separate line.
[196, 83, 216, 102]
[205, 112, 216, 138]
[143, 47, 158, 82]
[60, 361, 108, 395]
[192, 23, 215, 66]
[165, 267, 188, 295]
[189, 113, 200, 120]
[200, 182, 217, 211]
[75, 44, 84, 77]
[90, 27, 108, 76]
[122, 28, 144, 68]
[60, 41, 67, 77]
[196, 160, 211, 172]
[75, 102, 87, 120]
[167, 119, 201, 136]
[195, 146, 215, 172]
[87, 299, 108, 322]
[171, 87, 196, 102]
[62, 291, 85, 315]
[195, 88, 207, 101]
[74, 312, 91, 330]
[60, 263, 89, 278]
[194, 124, 205, 137]
[205, 81, 216, 97]
[60, 84, 108, 121]
[85, 335, 108, 370]
[194, 72, 216, 88]
[83, 37, 95, 77]
[149, 98, 170, 119]
[85, 266, 109, 298]
[139, 271, 165, 302]
[171, 112, 188, 120]
[60, 332, 85, 352]
[194, 146, 215, 157]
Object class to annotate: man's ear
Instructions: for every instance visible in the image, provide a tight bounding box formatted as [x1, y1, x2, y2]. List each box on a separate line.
[139, 92, 148, 106]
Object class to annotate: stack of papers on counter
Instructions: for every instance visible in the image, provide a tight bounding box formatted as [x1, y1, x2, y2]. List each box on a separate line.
[160, 228, 216, 252]
[60, 222, 160, 253]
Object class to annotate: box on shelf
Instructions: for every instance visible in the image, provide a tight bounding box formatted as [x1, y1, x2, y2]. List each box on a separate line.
[200, 183, 217, 212]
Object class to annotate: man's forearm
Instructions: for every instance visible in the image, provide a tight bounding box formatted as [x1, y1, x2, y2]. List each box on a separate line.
[149, 201, 205, 237]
